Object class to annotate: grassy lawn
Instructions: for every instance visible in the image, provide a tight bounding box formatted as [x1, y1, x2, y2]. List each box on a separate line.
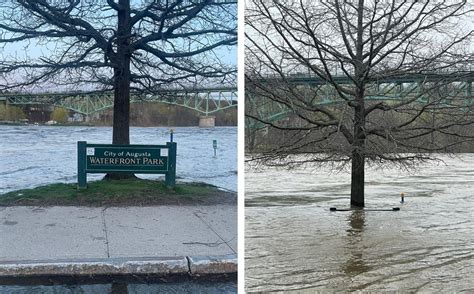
[0, 178, 236, 206]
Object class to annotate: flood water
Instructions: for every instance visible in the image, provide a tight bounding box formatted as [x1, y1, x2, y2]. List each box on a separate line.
[0, 125, 237, 194]
[0, 280, 237, 293]
[246, 154, 474, 292]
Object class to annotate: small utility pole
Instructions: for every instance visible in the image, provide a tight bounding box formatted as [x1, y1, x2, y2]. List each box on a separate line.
[213, 139, 217, 158]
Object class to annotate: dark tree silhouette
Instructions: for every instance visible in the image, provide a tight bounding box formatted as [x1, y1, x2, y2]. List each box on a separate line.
[0, 0, 236, 175]
[246, 0, 474, 206]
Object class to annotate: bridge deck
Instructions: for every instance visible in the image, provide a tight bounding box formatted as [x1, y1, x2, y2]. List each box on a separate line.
[1, 87, 238, 116]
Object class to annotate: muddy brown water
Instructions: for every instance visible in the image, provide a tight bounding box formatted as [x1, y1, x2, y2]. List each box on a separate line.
[246, 154, 474, 292]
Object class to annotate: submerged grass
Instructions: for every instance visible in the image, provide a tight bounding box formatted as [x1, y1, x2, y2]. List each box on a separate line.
[0, 178, 236, 206]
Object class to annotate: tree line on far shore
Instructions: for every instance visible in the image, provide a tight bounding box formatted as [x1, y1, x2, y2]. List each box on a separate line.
[246, 106, 474, 154]
[0, 104, 26, 121]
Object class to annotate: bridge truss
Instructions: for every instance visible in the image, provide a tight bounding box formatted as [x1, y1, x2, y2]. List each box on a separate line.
[1, 87, 238, 116]
[246, 72, 473, 127]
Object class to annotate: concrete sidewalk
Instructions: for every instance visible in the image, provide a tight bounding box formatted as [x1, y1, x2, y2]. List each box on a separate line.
[0, 205, 237, 277]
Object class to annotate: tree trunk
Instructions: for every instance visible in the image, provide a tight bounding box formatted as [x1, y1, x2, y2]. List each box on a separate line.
[112, 64, 130, 145]
[106, 0, 133, 180]
[112, 0, 131, 145]
[351, 0, 366, 207]
[350, 89, 366, 207]
[350, 145, 365, 207]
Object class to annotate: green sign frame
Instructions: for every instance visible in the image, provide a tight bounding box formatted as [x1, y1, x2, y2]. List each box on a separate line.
[77, 141, 177, 188]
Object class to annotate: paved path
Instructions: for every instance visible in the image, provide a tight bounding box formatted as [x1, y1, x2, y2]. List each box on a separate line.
[0, 205, 237, 277]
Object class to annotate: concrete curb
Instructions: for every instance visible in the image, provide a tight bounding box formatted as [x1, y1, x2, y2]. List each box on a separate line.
[188, 254, 237, 275]
[0, 255, 237, 278]
[0, 257, 188, 277]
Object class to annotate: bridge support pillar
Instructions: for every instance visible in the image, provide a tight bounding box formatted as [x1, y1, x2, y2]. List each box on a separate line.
[199, 116, 215, 128]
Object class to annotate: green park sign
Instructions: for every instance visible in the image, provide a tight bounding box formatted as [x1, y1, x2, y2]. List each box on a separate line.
[77, 141, 177, 188]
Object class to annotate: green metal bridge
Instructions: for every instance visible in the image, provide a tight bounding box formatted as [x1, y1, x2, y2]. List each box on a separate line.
[246, 71, 473, 125]
[0, 86, 238, 116]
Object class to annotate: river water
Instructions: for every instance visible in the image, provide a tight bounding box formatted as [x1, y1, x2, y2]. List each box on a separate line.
[0, 125, 237, 292]
[0, 125, 237, 194]
[246, 154, 474, 292]
[0, 280, 237, 293]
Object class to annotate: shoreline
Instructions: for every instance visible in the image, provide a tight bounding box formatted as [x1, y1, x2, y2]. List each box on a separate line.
[0, 122, 237, 128]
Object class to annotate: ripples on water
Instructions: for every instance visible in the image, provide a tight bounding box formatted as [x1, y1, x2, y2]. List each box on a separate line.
[0, 281, 237, 293]
[246, 155, 474, 292]
[0, 126, 236, 193]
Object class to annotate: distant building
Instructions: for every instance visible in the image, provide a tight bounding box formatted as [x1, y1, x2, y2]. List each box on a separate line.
[68, 113, 84, 122]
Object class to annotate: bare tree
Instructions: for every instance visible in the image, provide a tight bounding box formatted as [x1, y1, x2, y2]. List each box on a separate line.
[246, 0, 474, 206]
[0, 0, 236, 177]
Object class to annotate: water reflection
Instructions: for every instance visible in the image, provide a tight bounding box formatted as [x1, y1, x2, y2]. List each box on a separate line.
[111, 282, 128, 294]
[343, 210, 371, 276]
